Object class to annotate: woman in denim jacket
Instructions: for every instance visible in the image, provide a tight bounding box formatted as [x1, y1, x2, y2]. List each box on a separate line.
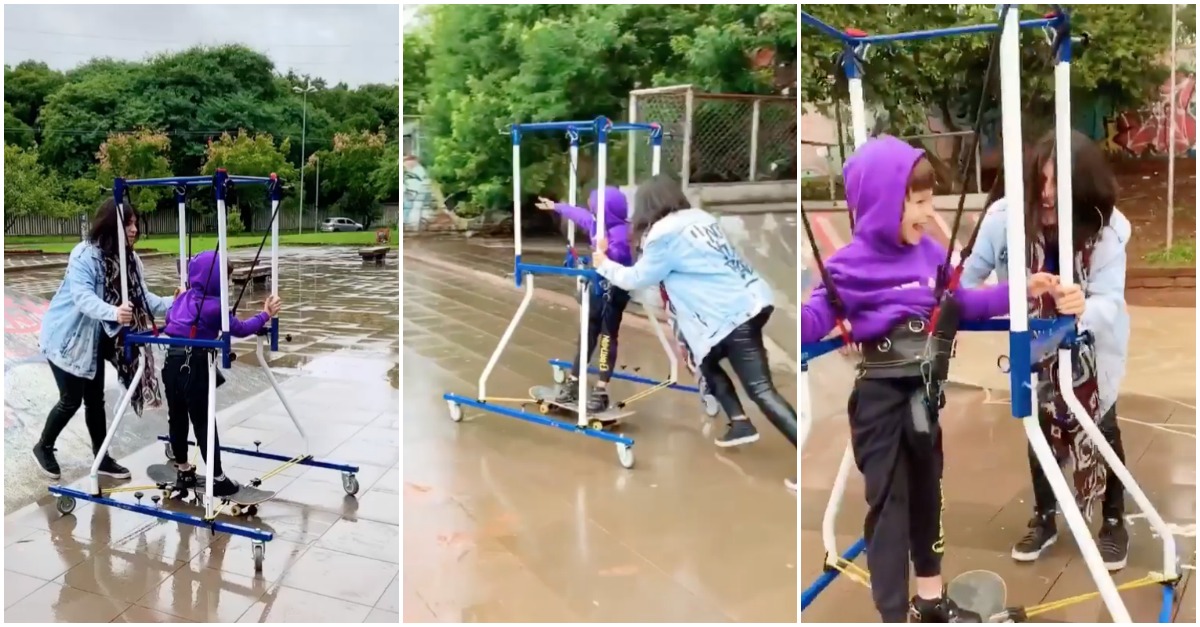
[34, 198, 173, 480]
[593, 175, 797, 486]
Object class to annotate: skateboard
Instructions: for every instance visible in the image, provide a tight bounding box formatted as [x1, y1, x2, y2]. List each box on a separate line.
[146, 463, 275, 517]
[528, 385, 633, 430]
[946, 569, 1007, 622]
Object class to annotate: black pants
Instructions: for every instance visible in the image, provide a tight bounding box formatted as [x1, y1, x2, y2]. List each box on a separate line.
[1029, 404, 1125, 519]
[848, 376, 945, 623]
[570, 280, 630, 383]
[162, 349, 224, 477]
[699, 306, 797, 446]
[40, 332, 116, 455]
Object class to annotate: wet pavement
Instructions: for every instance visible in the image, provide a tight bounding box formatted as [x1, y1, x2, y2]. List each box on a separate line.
[4, 246, 400, 622]
[403, 253, 797, 622]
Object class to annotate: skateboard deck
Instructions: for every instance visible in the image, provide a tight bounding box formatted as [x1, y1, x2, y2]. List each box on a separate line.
[947, 569, 1007, 622]
[528, 385, 633, 426]
[146, 464, 275, 506]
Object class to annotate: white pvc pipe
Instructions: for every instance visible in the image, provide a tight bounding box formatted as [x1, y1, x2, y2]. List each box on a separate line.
[257, 335, 308, 453]
[89, 351, 144, 495]
[645, 143, 677, 384]
[749, 99, 760, 181]
[847, 77, 868, 148]
[270, 198, 279, 298]
[117, 201, 129, 304]
[204, 353, 217, 520]
[1168, 4, 1177, 248]
[799, 371, 813, 450]
[478, 278, 535, 399]
[513, 143, 522, 257]
[176, 200, 187, 289]
[216, 197, 229, 334]
[568, 141, 578, 249]
[821, 444, 854, 562]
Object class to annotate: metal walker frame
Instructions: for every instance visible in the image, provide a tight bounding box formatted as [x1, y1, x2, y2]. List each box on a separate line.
[799, 7, 1179, 623]
[47, 170, 362, 573]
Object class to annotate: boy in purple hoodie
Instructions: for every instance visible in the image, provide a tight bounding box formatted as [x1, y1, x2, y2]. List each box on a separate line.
[535, 186, 633, 412]
[161, 250, 282, 497]
[801, 136, 1061, 623]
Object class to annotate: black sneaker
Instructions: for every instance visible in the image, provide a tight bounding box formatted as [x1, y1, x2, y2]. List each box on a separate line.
[1012, 512, 1058, 561]
[1098, 517, 1129, 571]
[587, 388, 611, 413]
[213, 475, 241, 498]
[96, 456, 131, 479]
[32, 444, 61, 479]
[715, 419, 760, 447]
[173, 465, 198, 491]
[909, 593, 983, 623]
[555, 380, 580, 406]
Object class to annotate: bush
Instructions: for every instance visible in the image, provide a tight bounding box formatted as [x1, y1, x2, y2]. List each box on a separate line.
[225, 207, 245, 235]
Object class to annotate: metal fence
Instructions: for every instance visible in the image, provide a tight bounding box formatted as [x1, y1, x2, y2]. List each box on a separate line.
[628, 85, 797, 186]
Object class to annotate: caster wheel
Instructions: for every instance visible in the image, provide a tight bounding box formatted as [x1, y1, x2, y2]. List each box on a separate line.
[245, 505, 259, 517]
[703, 394, 720, 417]
[447, 400, 463, 422]
[552, 366, 566, 384]
[56, 495, 77, 515]
[616, 443, 635, 469]
[342, 473, 360, 496]
[588, 419, 606, 431]
[252, 541, 265, 573]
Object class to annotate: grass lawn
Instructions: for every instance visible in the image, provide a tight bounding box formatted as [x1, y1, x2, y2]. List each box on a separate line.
[1143, 239, 1196, 267]
[5, 230, 400, 255]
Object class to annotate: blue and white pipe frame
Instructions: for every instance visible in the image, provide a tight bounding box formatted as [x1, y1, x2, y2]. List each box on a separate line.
[175, 184, 187, 290]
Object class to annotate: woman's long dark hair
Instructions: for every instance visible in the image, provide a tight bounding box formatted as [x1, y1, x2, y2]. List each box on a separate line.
[88, 197, 139, 257]
[629, 174, 692, 249]
[1024, 129, 1116, 256]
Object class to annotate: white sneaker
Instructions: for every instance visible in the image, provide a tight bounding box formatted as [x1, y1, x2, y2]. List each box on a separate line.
[784, 477, 797, 493]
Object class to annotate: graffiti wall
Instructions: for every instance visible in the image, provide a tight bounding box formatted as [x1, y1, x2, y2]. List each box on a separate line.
[1103, 74, 1197, 157]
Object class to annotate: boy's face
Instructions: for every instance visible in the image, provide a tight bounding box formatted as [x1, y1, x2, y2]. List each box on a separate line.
[900, 188, 934, 245]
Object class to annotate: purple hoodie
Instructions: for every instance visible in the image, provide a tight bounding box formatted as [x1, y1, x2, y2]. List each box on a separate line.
[163, 250, 271, 340]
[554, 186, 633, 266]
[801, 136, 1011, 344]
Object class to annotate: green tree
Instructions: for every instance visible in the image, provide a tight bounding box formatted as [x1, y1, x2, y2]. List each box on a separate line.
[371, 143, 400, 203]
[4, 144, 67, 231]
[97, 129, 174, 208]
[317, 130, 387, 226]
[3, 61, 67, 136]
[4, 102, 35, 148]
[403, 31, 430, 114]
[201, 131, 297, 230]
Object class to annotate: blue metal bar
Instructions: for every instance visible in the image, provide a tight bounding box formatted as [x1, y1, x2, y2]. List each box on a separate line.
[153, 436, 360, 473]
[547, 359, 701, 394]
[800, 11, 853, 44]
[1159, 584, 1175, 622]
[610, 122, 664, 139]
[512, 120, 598, 134]
[47, 486, 274, 542]
[270, 317, 279, 351]
[801, 537, 867, 610]
[125, 332, 227, 351]
[443, 393, 634, 446]
[855, 17, 1058, 44]
[801, 337, 843, 368]
[516, 262, 598, 280]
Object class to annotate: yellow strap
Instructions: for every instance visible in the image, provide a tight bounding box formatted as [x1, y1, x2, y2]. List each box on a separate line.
[479, 396, 536, 404]
[1025, 574, 1169, 617]
[620, 380, 673, 407]
[829, 559, 872, 589]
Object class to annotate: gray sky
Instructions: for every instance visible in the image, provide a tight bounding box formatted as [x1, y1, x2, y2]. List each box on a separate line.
[4, 4, 399, 87]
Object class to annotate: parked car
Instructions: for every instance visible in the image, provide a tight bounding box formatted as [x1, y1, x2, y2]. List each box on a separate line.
[320, 217, 363, 232]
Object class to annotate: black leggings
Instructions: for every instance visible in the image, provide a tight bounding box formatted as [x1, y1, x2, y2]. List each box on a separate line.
[39, 333, 116, 455]
[570, 280, 631, 383]
[162, 349, 224, 477]
[849, 376, 945, 623]
[1029, 404, 1125, 519]
[699, 306, 797, 446]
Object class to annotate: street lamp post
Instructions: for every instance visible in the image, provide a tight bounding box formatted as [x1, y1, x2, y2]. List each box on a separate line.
[314, 156, 320, 223]
[293, 80, 318, 233]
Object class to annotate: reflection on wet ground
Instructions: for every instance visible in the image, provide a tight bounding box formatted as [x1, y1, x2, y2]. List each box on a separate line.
[403, 254, 797, 622]
[4, 246, 399, 622]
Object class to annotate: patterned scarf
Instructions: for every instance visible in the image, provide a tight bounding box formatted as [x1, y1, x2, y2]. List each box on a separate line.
[101, 250, 163, 416]
[1028, 238, 1105, 520]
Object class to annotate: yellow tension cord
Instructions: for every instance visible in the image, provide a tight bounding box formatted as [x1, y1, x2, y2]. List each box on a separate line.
[1025, 574, 1172, 617]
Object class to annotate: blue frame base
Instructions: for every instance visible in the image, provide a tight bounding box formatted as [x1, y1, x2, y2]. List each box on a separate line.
[47, 486, 273, 542]
[547, 359, 700, 394]
[153, 436, 360, 474]
[442, 393, 634, 447]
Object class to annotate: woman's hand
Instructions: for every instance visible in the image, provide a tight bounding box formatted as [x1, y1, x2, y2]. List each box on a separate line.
[535, 197, 556, 211]
[1054, 284, 1086, 316]
[115, 302, 133, 325]
[1027, 272, 1060, 298]
[263, 295, 282, 317]
[174, 286, 185, 298]
[594, 237, 608, 264]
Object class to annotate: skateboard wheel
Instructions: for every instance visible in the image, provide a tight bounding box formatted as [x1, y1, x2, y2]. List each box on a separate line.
[342, 473, 360, 496]
[245, 505, 258, 517]
[552, 366, 567, 384]
[56, 495, 77, 515]
[616, 443, 635, 469]
[703, 394, 720, 418]
[588, 419, 606, 431]
[537, 402, 550, 415]
[447, 400, 463, 422]
[229, 503, 242, 517]
[252, 541, 265, 573]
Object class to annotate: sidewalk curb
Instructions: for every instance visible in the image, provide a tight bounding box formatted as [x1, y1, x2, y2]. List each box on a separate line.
[5, 251, 172, 274]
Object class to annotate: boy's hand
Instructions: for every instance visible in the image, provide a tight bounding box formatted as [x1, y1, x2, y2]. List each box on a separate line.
[263, 295, 282, 317]
[535, 197, 556, 211]
[1054, 284, 1085, 316]
[1027, 272, 1059, 297]
[594, 237, 608, 264]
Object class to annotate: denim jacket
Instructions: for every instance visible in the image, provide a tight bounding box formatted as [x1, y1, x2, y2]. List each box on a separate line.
[596, 208, 774, 363]
[960, 198, 1131, 414]
[40, 242, 173, 379]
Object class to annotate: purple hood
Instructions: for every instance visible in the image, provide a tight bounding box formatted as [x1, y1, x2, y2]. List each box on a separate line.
[813, 136, 946, 341]
[588, 187, 631, 266]
[164, 250, 269, 339]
